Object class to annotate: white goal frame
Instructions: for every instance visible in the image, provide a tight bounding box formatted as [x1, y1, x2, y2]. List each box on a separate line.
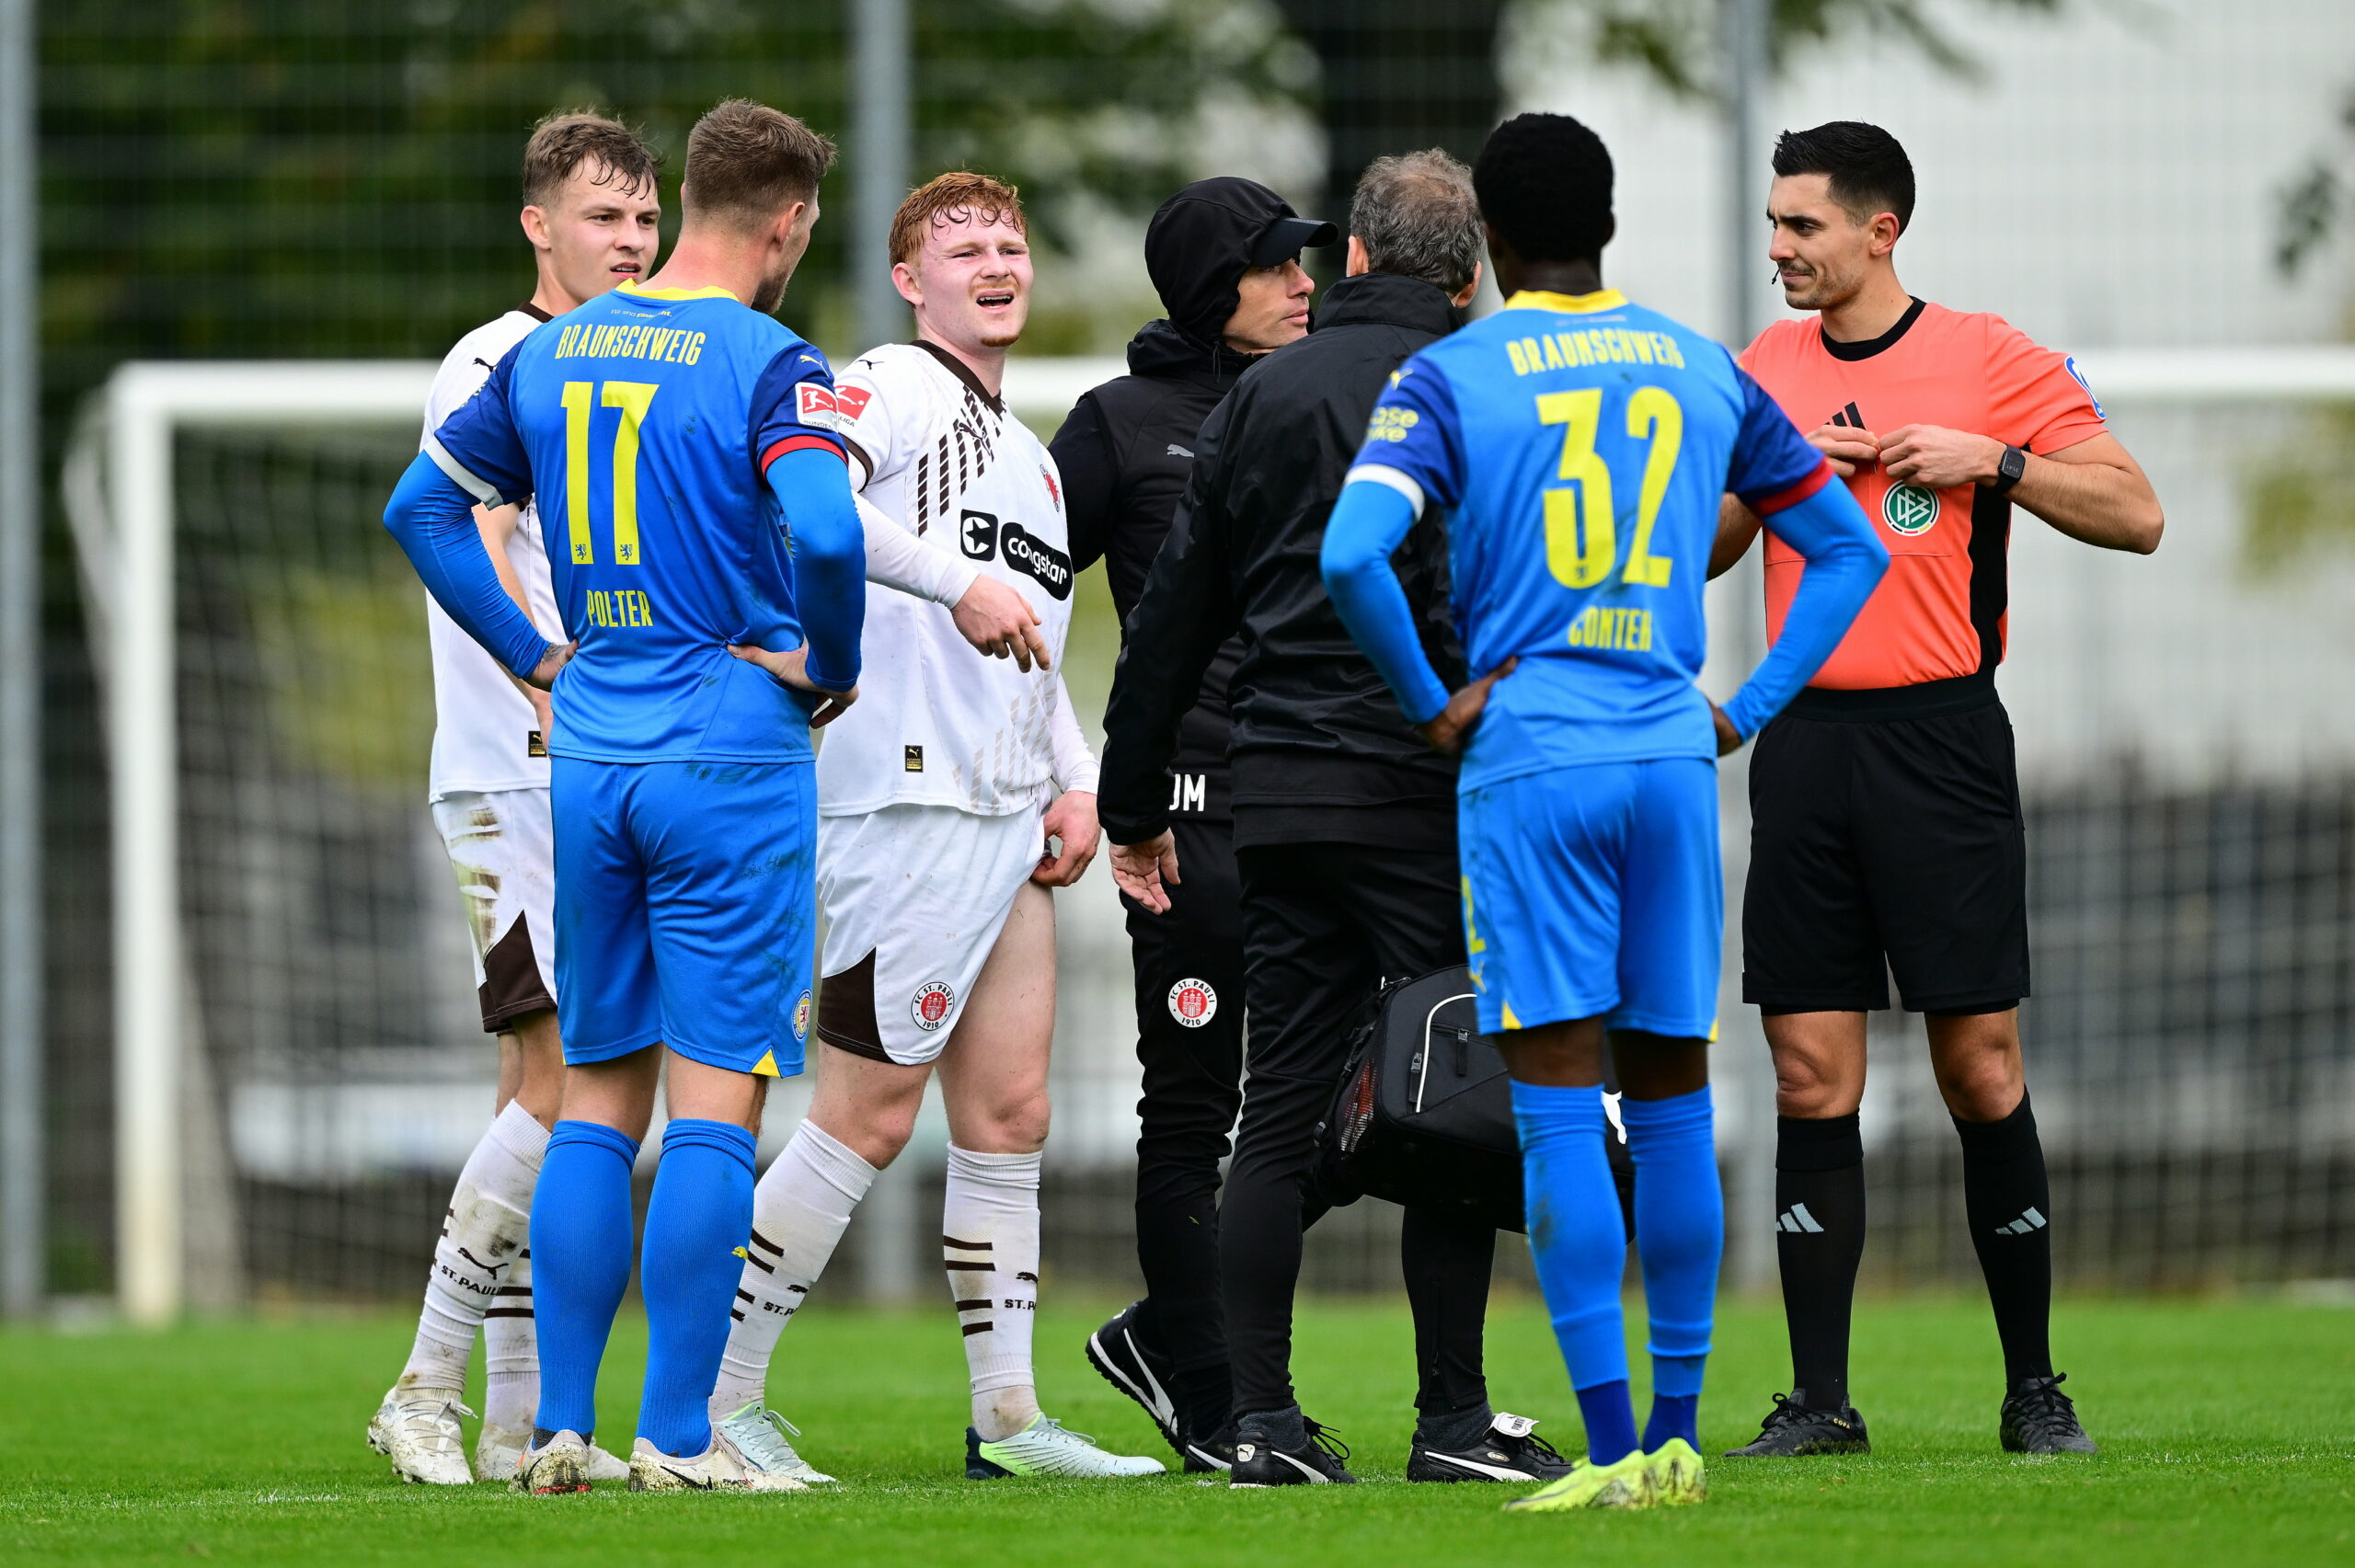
[66, 347, 2355, 1324]
[67, 355, 1118, 1324]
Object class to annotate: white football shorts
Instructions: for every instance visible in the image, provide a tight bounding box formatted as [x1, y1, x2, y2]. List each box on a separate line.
[815, 803, 1045, 1066]
[431, 786, 559, 1033]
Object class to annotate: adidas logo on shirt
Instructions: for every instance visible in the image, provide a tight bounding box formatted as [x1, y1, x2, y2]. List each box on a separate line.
[1993, 1207, 2048, 1236]
[1775, 1203, 1826, 1233]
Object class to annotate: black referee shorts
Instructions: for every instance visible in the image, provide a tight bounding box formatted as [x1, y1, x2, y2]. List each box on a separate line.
[1742, 692, 2028, 1015]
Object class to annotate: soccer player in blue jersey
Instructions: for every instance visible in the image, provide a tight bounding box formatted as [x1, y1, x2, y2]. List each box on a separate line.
[383, 100, 863, 1495]
[1323, 112, 1889, 1512]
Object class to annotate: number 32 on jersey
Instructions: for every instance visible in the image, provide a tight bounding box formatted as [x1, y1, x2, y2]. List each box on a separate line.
[1536, 385, 1683, 598]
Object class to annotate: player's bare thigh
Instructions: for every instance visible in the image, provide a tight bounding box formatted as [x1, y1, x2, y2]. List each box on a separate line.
[937, 882, 1055, 1155]
[803, 881, 1055, 1166]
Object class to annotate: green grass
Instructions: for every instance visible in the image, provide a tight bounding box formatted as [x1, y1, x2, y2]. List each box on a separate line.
[2, 1295, 2349, 1565]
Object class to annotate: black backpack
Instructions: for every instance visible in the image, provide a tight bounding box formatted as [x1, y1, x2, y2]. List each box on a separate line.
[1315, 964, 1637, 1238]
[1316, 966, 1526, 1233]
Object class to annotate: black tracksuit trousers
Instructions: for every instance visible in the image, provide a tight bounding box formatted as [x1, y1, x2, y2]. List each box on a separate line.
[1223, 840, 1495, 1426]
[1125, 817, 1250, 1403]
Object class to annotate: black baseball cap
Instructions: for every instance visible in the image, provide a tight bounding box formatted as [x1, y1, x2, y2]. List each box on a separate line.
[1247, 212, 1340, 267]
[1146, 177, 1338, 344]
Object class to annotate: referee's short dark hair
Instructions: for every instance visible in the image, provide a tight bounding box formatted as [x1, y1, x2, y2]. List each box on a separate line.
[1773, 121, 1916, 235]
[1473, 112, 1614, 265]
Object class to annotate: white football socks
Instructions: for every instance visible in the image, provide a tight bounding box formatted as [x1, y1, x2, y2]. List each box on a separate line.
[400, 1100, 547, 1404]
[708, 1120, 879, 1424]
[944, 1144, 1043, 1442]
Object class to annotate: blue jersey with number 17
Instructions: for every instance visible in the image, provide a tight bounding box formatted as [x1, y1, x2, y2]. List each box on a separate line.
[425, 280, 850, 765]
[1354, 289, 1830, 791]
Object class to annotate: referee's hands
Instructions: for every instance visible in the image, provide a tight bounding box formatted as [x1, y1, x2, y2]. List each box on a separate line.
[1417, 657, 1517, 756]
[1110, 830, 1181, 914]
[1809, 422, 1883, 478]
[727, 640, 859, 728]
[951, 575, 1052, 671]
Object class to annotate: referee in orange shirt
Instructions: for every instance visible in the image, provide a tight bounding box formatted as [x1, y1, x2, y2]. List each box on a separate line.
[1713, 122, 2163, 1458]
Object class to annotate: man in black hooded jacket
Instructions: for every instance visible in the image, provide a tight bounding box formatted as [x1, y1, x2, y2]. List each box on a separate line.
[1055, 177, 1336, 1472]
[1100, 153, 1575, 1490]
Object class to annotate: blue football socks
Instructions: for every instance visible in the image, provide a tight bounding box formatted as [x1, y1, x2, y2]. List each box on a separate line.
[1620, 1085, 1724, 1452]
[637, 1117, 758, 1459]
[1511, 1079, 1638, 1463]
[530, 1119, 641, 1442]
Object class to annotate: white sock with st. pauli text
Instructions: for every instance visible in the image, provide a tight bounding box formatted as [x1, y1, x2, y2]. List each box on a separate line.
[944, 1143, 1044, 1442]
[707, 1120, 879, 1425]
[400, 1099, 548, 1403]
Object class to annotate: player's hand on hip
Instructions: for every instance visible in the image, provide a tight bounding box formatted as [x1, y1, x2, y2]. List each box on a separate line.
[1879, 424, 2003, 488]
[951, 575, 1051, 672]
[1033, 790, 1100, 887]
[1711, 703, 1743, 756]
[1110, 830, 1180, 914]
[726, 641, 860, 728]
[1808, 422, 1883, 480]
[1417, 657, 1517, 756]
[525, 641, 577, 692]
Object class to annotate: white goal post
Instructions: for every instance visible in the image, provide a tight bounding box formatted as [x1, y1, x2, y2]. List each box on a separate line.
[64, 346, 2355, 1324]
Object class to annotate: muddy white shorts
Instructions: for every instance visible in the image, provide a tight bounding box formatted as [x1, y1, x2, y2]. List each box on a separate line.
[431, 787, 559, 1033]
[814, 803, 1044, 1067]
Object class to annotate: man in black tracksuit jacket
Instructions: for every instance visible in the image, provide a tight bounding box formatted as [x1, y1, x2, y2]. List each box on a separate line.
[1055, 177, 1336, 1471]
[1099, 154, 1572, 1488]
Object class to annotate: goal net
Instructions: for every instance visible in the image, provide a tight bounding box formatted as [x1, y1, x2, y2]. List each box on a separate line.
[63, 351, 2355, 1320]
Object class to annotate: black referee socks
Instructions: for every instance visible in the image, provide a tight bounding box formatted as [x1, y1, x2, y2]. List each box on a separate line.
[1774, 1113, 1867, 1412]
[1953, 1091, 2056, 1388]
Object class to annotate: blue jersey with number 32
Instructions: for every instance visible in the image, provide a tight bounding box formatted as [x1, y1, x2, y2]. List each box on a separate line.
[425, 281, 848, 764]
[1354, 289, 1828, 791]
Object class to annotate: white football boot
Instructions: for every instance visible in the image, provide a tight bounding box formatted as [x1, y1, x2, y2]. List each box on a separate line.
[477, 1422, 630, 1485]
[626, 1429, 810, 1494]
[510, 1428, 592, 1495]
[712, 1402, 838, 1485]
[366, 1385, 474, 1485]
[968, 1415, 1167, 1478]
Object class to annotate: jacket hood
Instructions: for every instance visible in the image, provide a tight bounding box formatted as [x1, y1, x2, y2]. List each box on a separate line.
[1123, 317, 1264, 386]
[1145, 176, 1337, 346]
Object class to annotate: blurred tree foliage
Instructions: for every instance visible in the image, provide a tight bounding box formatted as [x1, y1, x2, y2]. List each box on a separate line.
[39, 0, 1306, 405]
[1546, 0, 2065, 97]
[41, 0, 2087, 406]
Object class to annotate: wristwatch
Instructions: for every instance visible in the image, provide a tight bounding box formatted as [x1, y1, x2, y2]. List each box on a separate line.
[1991, 444, 2028, 495]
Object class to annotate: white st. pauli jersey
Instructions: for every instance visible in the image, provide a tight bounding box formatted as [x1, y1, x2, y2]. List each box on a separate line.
[420, 306, 567, 802]
[818, 339, 1097, 818]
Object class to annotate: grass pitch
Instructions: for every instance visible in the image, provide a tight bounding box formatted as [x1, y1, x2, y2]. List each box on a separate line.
[2, 1293, 2348, 1566]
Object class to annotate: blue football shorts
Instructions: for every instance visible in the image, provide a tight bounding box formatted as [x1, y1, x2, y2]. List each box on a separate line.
[550, 757, 817, 1077]
[1458, 756, 1721, 1039]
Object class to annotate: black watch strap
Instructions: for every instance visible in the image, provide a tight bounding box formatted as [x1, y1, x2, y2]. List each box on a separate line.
[1992, 444, 2028, 494]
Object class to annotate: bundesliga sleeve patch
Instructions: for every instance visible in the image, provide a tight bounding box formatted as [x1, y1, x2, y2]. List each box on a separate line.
[796, 382, 844, 430]
[833, 384, 874, 422]
[1166, 978, 1218, 1027]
